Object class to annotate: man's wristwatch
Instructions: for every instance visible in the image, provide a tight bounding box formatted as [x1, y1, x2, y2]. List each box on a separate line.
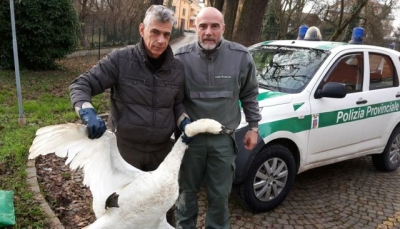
[249, 127, 259, 133]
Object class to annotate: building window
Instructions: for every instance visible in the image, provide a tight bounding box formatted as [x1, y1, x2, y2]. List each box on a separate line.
[172, 6, 176, 12]
[183, 8, 186, 16]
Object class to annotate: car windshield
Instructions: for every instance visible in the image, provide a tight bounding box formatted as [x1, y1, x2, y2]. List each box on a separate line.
[250, 45, 330, 93]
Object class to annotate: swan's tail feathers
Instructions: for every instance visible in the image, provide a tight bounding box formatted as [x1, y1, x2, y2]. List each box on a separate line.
[184, 118, 233, 137]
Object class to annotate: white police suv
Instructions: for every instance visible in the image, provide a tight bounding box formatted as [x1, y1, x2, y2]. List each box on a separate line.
[233, 38, 400, 213]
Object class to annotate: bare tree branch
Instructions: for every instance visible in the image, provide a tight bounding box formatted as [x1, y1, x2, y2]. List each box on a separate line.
[329, 0, 368, 41]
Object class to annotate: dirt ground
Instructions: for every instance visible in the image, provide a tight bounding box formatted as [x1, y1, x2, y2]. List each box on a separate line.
[36, 154, 95, 228]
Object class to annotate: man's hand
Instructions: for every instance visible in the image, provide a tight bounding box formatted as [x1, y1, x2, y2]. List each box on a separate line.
[243, 129, 258, 150]
[78, 108, 107, 139]
[180, 117, 193, 144]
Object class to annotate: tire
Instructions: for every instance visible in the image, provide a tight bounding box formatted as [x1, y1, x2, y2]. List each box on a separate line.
[372, 126, 400, 172]
[237, 144, 296, 213]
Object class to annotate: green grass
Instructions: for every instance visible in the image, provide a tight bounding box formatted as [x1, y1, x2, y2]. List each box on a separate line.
[0, 56, 109, 228]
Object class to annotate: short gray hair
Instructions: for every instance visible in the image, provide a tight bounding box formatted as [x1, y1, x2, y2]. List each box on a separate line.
[143, 5, 175, 27]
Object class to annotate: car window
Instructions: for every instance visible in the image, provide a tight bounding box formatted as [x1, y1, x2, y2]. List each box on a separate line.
[369, 53, 397, 90]
[323, 53, 363, 93]
[250, 45, 329, 93]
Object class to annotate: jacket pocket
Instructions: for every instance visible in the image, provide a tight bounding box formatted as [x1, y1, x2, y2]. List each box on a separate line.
[121, 76, 146, 85]
[156, 80, 182, 107]
[119, 76, 151, 105]
[157, 80, 181, 89]
[190, 90, 233, 99]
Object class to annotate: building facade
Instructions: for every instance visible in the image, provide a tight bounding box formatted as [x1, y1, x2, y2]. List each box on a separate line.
[166, 0, 203, 31]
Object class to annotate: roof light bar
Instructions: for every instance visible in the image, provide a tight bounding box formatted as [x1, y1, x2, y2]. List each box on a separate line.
[297, 25, 308, 40]
[348, 27, 364, 44]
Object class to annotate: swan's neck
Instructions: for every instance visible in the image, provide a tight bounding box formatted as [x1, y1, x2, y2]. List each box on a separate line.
[155, 137, 188, 178]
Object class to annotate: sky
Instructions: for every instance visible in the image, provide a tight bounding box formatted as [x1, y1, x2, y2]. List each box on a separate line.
[393, 9, 400, 29]
[303, 2, 400, 33]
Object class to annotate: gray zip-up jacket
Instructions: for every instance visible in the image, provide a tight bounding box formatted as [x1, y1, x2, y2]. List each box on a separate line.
[70, 39, 186, 149]
[174, 39, 261, 130]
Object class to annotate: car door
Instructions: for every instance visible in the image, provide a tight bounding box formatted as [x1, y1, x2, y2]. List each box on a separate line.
[307, 52, 365, 165]
[356, 51, 400, 153]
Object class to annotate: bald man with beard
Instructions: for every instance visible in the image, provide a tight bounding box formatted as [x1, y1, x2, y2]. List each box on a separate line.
[174, 7, 261, 229]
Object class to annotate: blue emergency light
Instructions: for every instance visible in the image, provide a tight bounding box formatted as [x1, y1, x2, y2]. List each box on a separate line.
[297, 25, 308, 40]
[348, 27, 364, 44]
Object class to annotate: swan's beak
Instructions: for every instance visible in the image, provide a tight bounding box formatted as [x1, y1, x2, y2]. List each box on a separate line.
[220, 126, 234, 135]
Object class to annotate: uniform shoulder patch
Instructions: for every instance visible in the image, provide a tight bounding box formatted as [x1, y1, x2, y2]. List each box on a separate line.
[174, 43, 194, 55]
[229, 41, 248, 53]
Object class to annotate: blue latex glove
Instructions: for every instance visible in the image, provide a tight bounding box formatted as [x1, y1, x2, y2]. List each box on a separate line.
[78, 108, 107, 139]
[180, 117, 192, 144]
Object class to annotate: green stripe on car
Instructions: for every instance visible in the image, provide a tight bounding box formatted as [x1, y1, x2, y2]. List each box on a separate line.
[259, 115, 311, 138]
[259, 100, 400, 138]
[239, 91, 287, 108]
[319, 100, 400, 127]
[293, 103, 304, 111]
[258, 91, 286, 101]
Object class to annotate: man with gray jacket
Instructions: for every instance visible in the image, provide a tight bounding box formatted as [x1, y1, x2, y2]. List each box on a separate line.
[174, 7, 261, 229]
[69, 5, 189, 226]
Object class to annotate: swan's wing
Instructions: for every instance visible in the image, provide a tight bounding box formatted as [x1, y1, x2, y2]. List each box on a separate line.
[29, 123, 144, 217]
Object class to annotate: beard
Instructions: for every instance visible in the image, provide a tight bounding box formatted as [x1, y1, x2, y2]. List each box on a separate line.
[199, 36, 223, 50]
[200, 42, 217, 50]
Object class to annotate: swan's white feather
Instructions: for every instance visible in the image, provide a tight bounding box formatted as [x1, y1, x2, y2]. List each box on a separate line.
[29, 123, 143, 217]
[29, 119, 224, 228]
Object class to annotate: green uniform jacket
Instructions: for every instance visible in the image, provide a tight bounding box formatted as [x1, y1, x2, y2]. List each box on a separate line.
[174, 39, 261, 130]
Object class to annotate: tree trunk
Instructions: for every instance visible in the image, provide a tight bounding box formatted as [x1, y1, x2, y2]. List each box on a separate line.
[262, 0, 279, 40]
[224, 0, 239, 40]
[214, 0, 224, 11]
[233, 0, 269, 46]
[330, 0, 368, 41]
[77, 0, 89, 48]
[343, 0, 363, 42]
[151, 0, 163, 5]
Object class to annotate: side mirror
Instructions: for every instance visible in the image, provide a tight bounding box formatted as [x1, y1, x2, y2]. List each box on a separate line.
[315, 82, 347, 99]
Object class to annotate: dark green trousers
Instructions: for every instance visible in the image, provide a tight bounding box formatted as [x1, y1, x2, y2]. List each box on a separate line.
[176, 133, 236, 229]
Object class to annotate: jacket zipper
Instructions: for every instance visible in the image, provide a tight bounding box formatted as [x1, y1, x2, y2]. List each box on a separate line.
[144, 59, 157, 143]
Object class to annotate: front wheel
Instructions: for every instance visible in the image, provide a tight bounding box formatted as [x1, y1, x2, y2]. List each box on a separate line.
[372, 126, 400, 172]
[237, 144, 296, 213]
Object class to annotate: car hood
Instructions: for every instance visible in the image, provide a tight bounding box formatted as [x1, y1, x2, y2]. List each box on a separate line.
[257, 89, 293, 107]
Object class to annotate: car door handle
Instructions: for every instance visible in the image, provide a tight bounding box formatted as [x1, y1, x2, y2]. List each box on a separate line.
[396, 93, 400, 98]
[356, 100, 368, 104]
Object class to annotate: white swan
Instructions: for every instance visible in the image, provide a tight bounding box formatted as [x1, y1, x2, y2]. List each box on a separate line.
[29, 118, 231, 229]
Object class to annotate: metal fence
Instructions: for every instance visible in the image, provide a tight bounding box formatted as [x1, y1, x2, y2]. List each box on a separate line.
[77, 16, 183, 50]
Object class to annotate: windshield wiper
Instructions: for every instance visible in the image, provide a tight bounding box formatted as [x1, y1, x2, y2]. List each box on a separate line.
[273, 74, 310, 80]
